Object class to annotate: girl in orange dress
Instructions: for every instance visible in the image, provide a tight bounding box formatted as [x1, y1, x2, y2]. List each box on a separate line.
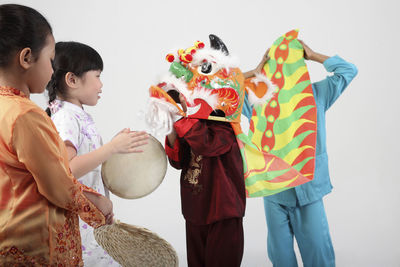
[0, 4, 113, 266]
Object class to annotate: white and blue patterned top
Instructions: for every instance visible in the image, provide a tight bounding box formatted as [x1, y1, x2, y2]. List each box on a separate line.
[51, 99, 119, 266]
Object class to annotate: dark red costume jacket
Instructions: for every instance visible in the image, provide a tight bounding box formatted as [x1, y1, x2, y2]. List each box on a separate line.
[165, 118, 246, 225]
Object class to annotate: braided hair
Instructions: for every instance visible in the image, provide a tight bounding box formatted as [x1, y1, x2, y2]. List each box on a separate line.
[45, 41, 103, 116]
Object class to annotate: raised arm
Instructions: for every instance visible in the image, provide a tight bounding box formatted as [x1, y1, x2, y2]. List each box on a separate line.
[174, 118, 236, 157]
[299, 39, 329, 63]
[299, 40, 358, 110]
[242, 48, 270, 79]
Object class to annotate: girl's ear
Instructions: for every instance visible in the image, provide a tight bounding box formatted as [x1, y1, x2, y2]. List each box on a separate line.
[65, 72, 78, 88]
[18, 48, 33, 70]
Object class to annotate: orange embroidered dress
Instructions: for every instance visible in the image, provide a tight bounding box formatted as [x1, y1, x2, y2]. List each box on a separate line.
[0, 86, 106, 266]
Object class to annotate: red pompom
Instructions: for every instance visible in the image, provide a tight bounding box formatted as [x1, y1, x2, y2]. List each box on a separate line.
[158, 82, 167, 88]
[166, 54, 175, 62]
[185, 54, 193, 62]
[197, 41, 205, 49]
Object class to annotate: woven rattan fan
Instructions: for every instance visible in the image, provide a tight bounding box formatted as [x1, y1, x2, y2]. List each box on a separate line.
[94, 220, 179, 267]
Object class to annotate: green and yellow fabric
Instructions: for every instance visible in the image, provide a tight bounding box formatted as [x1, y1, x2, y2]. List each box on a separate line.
[232, 29, 317, 197]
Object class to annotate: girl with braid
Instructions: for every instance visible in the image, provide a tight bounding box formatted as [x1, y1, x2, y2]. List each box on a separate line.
[46, 41, 148, 266]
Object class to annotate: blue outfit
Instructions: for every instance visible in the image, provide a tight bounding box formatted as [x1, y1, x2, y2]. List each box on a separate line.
[242, 56, 358, 267]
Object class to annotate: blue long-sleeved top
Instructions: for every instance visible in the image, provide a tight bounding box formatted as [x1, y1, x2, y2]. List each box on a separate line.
[242, 55, 358, 206]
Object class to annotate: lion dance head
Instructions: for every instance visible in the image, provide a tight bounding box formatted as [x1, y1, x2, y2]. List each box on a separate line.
[146, 34, 246, 134]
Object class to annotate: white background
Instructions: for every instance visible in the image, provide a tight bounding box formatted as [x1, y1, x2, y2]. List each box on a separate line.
[3, 0, 399, 266]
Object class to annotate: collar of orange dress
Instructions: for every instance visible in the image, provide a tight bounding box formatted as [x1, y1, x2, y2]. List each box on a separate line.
[165, 41, 205, 64]
[0, 86, 28, 98]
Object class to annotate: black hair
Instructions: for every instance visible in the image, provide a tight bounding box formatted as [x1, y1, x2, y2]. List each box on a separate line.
[0, 4, 52, 68]
[45, 41, 103, 116]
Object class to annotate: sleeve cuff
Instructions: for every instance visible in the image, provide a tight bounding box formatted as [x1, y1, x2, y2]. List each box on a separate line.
[77, 183, 106, 228]
[165, 136, 181, 162]
[63, 138, 79, 152]
[81, 183, 102, 196]
[323, 55, 342, 72]
[174, 118, 199, 138]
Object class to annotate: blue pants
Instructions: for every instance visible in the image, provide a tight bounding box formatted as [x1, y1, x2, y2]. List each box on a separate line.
[263, 199, 335, 267]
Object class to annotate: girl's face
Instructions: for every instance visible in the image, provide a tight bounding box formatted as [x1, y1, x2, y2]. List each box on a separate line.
[26, 35, 55, 94]
[75, 70, 103, 106]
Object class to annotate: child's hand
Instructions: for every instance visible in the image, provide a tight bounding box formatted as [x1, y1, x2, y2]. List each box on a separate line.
[83, 192, 114, 225]
[167, 129, 178, 147]
[110, 129, 149, 154]
[298, 40, 315, 60]
[255, 47, 270, 73]
[97, 195, 114, 225]
[243, 48, 270, 79]
[99, 195, 113, 224]
[105, 211, 114, 225]
[179, 94, 187, 113]
[298, 39, 329, 64]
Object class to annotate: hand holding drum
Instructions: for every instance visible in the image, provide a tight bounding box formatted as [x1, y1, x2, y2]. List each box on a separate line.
[109, 128, 149, 154]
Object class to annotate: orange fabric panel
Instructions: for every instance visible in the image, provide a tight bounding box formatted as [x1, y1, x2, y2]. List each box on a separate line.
[0, 86, 105, 266]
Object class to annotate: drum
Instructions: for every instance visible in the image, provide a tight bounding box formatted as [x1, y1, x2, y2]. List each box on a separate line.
[101, 135, 167, 199]
[94, 220, 179, 267]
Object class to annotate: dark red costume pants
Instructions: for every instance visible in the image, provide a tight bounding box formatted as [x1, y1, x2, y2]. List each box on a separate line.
[185, 217, 244, 267]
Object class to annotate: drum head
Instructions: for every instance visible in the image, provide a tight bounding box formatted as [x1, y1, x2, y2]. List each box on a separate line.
[101, 135, 167, 199]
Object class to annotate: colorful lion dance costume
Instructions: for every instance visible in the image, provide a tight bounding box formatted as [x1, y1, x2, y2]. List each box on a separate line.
[146, 30, 318, 197]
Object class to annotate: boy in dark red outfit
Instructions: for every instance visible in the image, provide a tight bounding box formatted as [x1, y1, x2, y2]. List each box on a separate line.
[166, 115, 245, 267]
[153, 34, 260, 267]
